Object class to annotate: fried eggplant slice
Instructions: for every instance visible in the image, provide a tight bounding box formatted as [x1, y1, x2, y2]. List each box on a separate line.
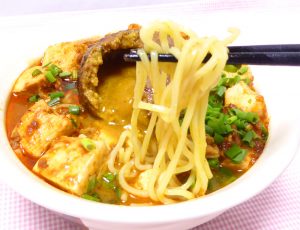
[78, 29, 143, 118]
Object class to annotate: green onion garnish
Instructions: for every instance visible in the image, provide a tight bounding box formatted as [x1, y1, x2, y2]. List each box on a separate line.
[81, 138, 96, 151]
[48, 64, 62, 76]
[81, 194, 100, 202]
[59, 71, 72, 78]
[70, 118, 78, 128]
[87, 176, 97, 193]
[227, 115, 237, 124]
[232, 150, 248, 164]
[32, 69, 42, 77]
[47, 97, 60, 107]
[242, 130, 257, 146]
[233, 109, 259, 124]
[238, 66, 248, 75]
[224, 64, 239, 73]
[42, 62, 51, 67]
[102, 172, 117, 190]
[216, 86, 226, 97]
[207, 158, 220, 169]
[205, 125, 214, 136]
[69, 105, 80, 115]
[45, 71, 56, 83]
[242, 77, 251, 84]
[227, 75, 241, 87]
[28, 94, 40, 102]
[115, 187, 122, 199]
[261, 124, 269, 140]
[214, 133, 224, 144]
[49, 91, 64, 100]
[234, 119, 247, 129]
[225, 144, 248, 164]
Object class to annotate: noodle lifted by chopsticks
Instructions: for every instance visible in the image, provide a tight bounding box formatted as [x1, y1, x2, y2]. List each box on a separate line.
[108, 21, 239, 204]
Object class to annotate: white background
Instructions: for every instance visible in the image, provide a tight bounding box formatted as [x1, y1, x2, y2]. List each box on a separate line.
[1, 0, 300, 17]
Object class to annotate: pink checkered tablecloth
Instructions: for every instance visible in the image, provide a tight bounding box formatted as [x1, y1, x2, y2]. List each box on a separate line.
[1, 1, 300, 229]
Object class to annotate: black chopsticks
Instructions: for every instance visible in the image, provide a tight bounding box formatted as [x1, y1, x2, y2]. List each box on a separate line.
[123, 44, 300, 66]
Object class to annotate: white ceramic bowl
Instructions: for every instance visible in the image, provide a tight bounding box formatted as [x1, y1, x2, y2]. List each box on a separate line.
[1, 8, 300, 230]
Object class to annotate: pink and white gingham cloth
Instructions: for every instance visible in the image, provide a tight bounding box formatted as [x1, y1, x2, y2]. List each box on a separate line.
[1, 1, 300, 229]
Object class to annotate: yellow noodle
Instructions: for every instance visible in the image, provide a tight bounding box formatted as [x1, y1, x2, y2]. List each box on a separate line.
[108, 21, 238, 204]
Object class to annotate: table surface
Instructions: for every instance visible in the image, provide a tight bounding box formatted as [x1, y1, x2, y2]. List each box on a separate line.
[1, 1, 300, 229]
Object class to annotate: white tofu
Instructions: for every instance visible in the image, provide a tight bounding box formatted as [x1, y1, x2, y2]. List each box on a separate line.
[15, 100, 74, 157]
[42, 41, 90, 72]
[225, 81, 266, 117]
[33, 136, 108, 195]
[13, 66, 46, 92]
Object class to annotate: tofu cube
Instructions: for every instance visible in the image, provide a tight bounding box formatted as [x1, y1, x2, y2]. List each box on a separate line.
[15, 100, 74, 157]
[225, 81, 266, 117]
[33, 136, 107, 195]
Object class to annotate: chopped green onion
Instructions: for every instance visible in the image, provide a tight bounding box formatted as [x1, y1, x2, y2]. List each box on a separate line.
[242, 77, 251, 85]
[261, 124, 269, 140]
[32, 69, 42, 77]
[205, 125, 214, 136]
[70, 118, 78, 128]
[227, 75, 241, 87]
[225, 144, 241, 159]
[231, 150, 248, 164]
[242, 130, 257, 146]
[227, 115, 237, 124]
[81, 138, 96, 151]
[208, 158, 220, 169]
[238, 66, 248, 75]
[234, 119, 247, 130]
[216, 86, 226, 97]
[48, 64, 62, 77]
[49, 91, 64, 100]
[115, 187, 122, 199]
[47, 97, 60, 107]
[59, 71, 72, 78]
[214, 133, 224, 144]
[208, 94, 223, 108]
[224, 64, 239, 73]
[45, 71, 56, 83]
[102, 172, 117, 190]
[87, 176, 97, 193]
[81, 194, 100, 202]
[69, 105, 80, 115]
[233, 109, 259, 124]
[207, 116, 232, 136]
[42, 62, 51, 67]
[102, 172, 116, 183]
[28, 94, 40, 102]
[225, 144, 248, 164]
